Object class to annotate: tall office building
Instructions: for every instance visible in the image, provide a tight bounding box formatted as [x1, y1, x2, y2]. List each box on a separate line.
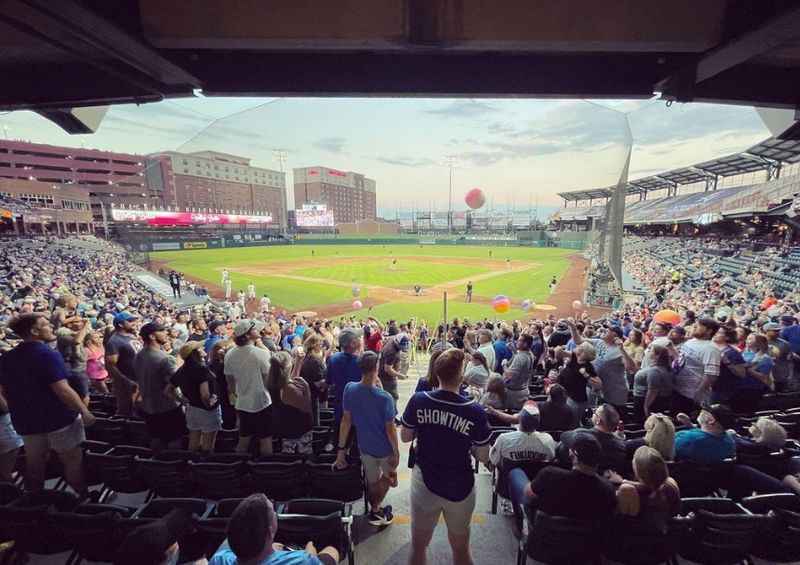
[293, 166, 376, 224]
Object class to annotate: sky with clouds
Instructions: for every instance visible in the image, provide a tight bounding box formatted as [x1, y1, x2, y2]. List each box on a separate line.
[0, 97, 771, 217]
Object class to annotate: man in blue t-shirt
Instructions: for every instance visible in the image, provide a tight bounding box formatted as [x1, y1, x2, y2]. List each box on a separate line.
[0, 313, 96, 494]
[209, 494, 338, 565]
[675, 404, 736, 465]
[335, 351, 398, 526]
[401, 348, 491, 565]
[326, 328, 362, 427]
[493, 327, 513, 373]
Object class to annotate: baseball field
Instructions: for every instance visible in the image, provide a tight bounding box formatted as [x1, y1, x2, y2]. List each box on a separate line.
[152, 244, 577, 322]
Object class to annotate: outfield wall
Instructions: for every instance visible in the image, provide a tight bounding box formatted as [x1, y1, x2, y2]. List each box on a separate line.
[123, 233, 587, 252]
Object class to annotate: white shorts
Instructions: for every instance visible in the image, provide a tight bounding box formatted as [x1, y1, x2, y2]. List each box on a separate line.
[22, 415, 85, 454]
[410, 465, 475, 536]
[0, 413, 23, 454]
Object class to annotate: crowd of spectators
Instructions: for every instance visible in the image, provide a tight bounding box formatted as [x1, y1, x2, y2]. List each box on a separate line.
[2, 234, 800, 564]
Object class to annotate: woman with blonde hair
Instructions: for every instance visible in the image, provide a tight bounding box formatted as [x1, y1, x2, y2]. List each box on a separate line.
[615, 446, 680, 531]
[643, 413, 676, 461]
[268, 350, 313, 454]
[299, 332, 328, 425]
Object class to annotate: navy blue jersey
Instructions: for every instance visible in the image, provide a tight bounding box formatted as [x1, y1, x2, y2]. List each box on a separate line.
[402, 389, 491, 501]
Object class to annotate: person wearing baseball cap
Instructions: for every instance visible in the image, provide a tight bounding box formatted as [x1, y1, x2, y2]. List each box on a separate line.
[208, 494, 339, 565]
[134, 322, 186, 451]
[506, 430, 615, 528]
[674, 403, 735, 465]
[115, 508, 195, 565]
[224, 319, 273, 456]
[488, 402, 556, 467]
[204, 319, 228, 355]
[672, 317, 721, 416]
[326, 327, 363, 430]
[105, 311, 141, 417]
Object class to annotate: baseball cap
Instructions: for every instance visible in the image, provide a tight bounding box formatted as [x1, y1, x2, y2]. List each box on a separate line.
[763, 322, 781, 332]
[702, 403, 735, 430]
[398, 335, 410, 351]
[570, 431, 602, 467]
[114, 508, 194, 565]
[518, 403, 541, 433]
[113, 311, 139, 326]
[179, 340, 205, 360]
[233, 319, 265, 338]
[781, 315, 796, 325]
[139, 322, 166, 340]
[339, 327, 362, 349]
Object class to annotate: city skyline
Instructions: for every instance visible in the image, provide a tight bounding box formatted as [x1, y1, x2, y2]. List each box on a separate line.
[0, 97, 772, 217]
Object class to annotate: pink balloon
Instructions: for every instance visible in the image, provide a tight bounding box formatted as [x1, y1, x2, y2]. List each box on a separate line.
[465, 188, 486, 210]
[352, 300, 363, 309]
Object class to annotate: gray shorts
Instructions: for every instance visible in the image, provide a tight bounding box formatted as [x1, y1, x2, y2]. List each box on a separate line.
[361, 453, 394, 484]
[22, 415, 85, 454]
[410, 465, 476, 536]
[0, 413, 23, 454]
[186, 405, 222, 433]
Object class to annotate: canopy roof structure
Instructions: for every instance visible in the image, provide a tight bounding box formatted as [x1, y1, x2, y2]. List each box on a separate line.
[0, 0, 799, 135]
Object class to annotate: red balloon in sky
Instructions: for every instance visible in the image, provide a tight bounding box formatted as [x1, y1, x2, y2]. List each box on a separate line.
[465, 188, 486, 210]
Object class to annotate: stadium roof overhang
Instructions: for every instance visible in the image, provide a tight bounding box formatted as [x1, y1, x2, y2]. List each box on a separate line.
[746, 138, 800, 163]
[0, 0, 799, 137]
[557, 189, 612, 203]
[694, 153, 772, 177]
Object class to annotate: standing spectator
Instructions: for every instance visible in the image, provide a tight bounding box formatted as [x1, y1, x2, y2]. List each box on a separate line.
[557, 341, 598, 421]
[765, 322, 795, 391]
[674, 404, 736, 464]
[171, 341, 221, 453]
[208, 494, 339, 565]
[209, 339, 236, 429]
[204, 320, 228, 354]
[187, 318, 208, 342]
[464, 351, 492, 392]
[364, 318, 384, 353]
[0, 389, 22, 482]
[493, 327, 514, 373]
[631, 344, 674, 422]
[225, 320, 273, 456]
[85, 328, 109, 394]
[173, 311, 190, 349]
[56, 318, 91, 405]
[327, 328, 363, 431]
[268, 350, 313, 454]
[567, 321, 636, 418]
[168, 270, 181, 298]
[134, 322, 185, 451]
[335, 351, 399, 526]
[503, 333, 538, 410]
[401, 348, 491, 565]
[711, 326, 748, 405]
[105, 311, 141, 417]
[730, 333, 774, 413]
[299, 333, 328, 426]
[673, 318, 721, 415]
[0, 313, 95, 494]
[378, 334, 407, 407]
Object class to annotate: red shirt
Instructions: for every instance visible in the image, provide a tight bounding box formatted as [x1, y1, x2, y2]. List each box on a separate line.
[365, 331, 383, 352]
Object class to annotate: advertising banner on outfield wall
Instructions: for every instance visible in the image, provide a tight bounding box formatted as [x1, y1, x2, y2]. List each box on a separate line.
[111, 208, 273, 225]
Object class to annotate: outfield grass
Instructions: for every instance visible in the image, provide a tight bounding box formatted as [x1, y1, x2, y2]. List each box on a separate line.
[154, 244, 573, 318]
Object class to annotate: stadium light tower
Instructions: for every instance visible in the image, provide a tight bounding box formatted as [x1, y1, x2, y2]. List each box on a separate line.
[272, 149, 289, 233]
[443, 155, 459, 234]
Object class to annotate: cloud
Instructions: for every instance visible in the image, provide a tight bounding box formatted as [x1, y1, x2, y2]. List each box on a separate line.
[424, 101, 499, 118]
[375, 156, 437, 167]
[488, 121, 517, 135]
[313, 136, 347, 154]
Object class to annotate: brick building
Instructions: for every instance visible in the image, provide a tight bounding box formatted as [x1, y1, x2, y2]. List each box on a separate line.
[0, 178, 94, 235]
[0, 139, 157, 223]
[149, 151, 287, 228]
[293, 166, 376, 224]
